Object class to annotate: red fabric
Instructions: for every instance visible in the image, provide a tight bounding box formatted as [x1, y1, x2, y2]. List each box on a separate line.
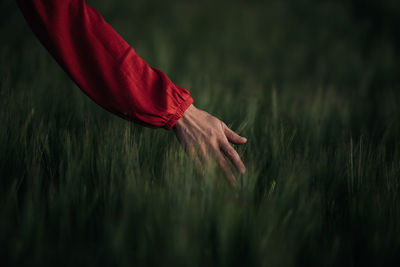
[16, 0, 193, 129]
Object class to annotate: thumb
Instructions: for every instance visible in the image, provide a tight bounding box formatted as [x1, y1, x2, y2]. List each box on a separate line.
[224, 125, 247, 144]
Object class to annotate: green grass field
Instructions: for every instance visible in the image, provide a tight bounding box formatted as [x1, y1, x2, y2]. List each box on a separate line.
[1, 0, 400, 266]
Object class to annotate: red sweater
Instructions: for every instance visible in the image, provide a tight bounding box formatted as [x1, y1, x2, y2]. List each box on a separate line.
[16, 0, 193, 129]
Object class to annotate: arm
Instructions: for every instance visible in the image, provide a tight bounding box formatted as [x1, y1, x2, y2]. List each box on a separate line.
[16, 0, 193, 129]
[17, 0, 247, 185]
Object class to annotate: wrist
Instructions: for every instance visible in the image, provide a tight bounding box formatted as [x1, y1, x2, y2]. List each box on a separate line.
[174, 104, 196, 128]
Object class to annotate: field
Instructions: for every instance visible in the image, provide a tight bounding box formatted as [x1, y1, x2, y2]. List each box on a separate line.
[1, 0, 400, 266]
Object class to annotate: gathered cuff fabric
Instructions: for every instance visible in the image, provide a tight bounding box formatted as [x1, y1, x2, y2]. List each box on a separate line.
[164, 94, 193, 130]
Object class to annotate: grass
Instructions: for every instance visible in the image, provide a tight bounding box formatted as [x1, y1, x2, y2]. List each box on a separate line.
[1, 0, 400, 266]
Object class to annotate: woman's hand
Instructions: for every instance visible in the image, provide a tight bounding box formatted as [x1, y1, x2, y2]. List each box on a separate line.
[173, 104, 247, 186]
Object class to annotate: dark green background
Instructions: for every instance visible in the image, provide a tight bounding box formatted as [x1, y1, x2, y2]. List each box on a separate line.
[1, 0, 399, 266]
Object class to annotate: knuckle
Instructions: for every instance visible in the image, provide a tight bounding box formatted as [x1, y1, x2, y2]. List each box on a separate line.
[224, 146, 236, 156]
[227, 149, 236, 157]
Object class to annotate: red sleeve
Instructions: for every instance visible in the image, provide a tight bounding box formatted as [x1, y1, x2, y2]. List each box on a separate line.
[16, 0, 193, 129]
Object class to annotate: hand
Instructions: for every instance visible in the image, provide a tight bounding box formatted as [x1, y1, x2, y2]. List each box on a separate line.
[173, 104, 247, 186]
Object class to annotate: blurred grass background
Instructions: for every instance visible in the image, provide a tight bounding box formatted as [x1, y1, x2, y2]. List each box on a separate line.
[1, 0, 400, 266]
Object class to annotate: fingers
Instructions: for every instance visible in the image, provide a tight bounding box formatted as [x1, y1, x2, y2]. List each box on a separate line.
[215, 150, 237, 186]
[174, 117, 247, 187]
[198, 143, 210, 166]
[191, 153, 204, 173]
[182, 141, 204, 172]
[183, 140, 237, 186]
[224, 125, 247, 145]
[220, 143, 246, 174]
[182, 132, 246, 187]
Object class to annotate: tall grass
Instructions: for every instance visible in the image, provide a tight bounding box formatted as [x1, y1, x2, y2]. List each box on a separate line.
[1, 0, 400, 266]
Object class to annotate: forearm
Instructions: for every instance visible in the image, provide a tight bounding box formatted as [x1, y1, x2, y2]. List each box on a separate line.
[16, 0, 193, 129]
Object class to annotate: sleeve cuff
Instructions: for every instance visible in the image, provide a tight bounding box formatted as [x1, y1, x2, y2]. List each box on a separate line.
[163, 95, 194, 130]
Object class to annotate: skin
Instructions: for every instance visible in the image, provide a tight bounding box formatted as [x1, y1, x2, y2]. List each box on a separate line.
[173, 104, 247, 186]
